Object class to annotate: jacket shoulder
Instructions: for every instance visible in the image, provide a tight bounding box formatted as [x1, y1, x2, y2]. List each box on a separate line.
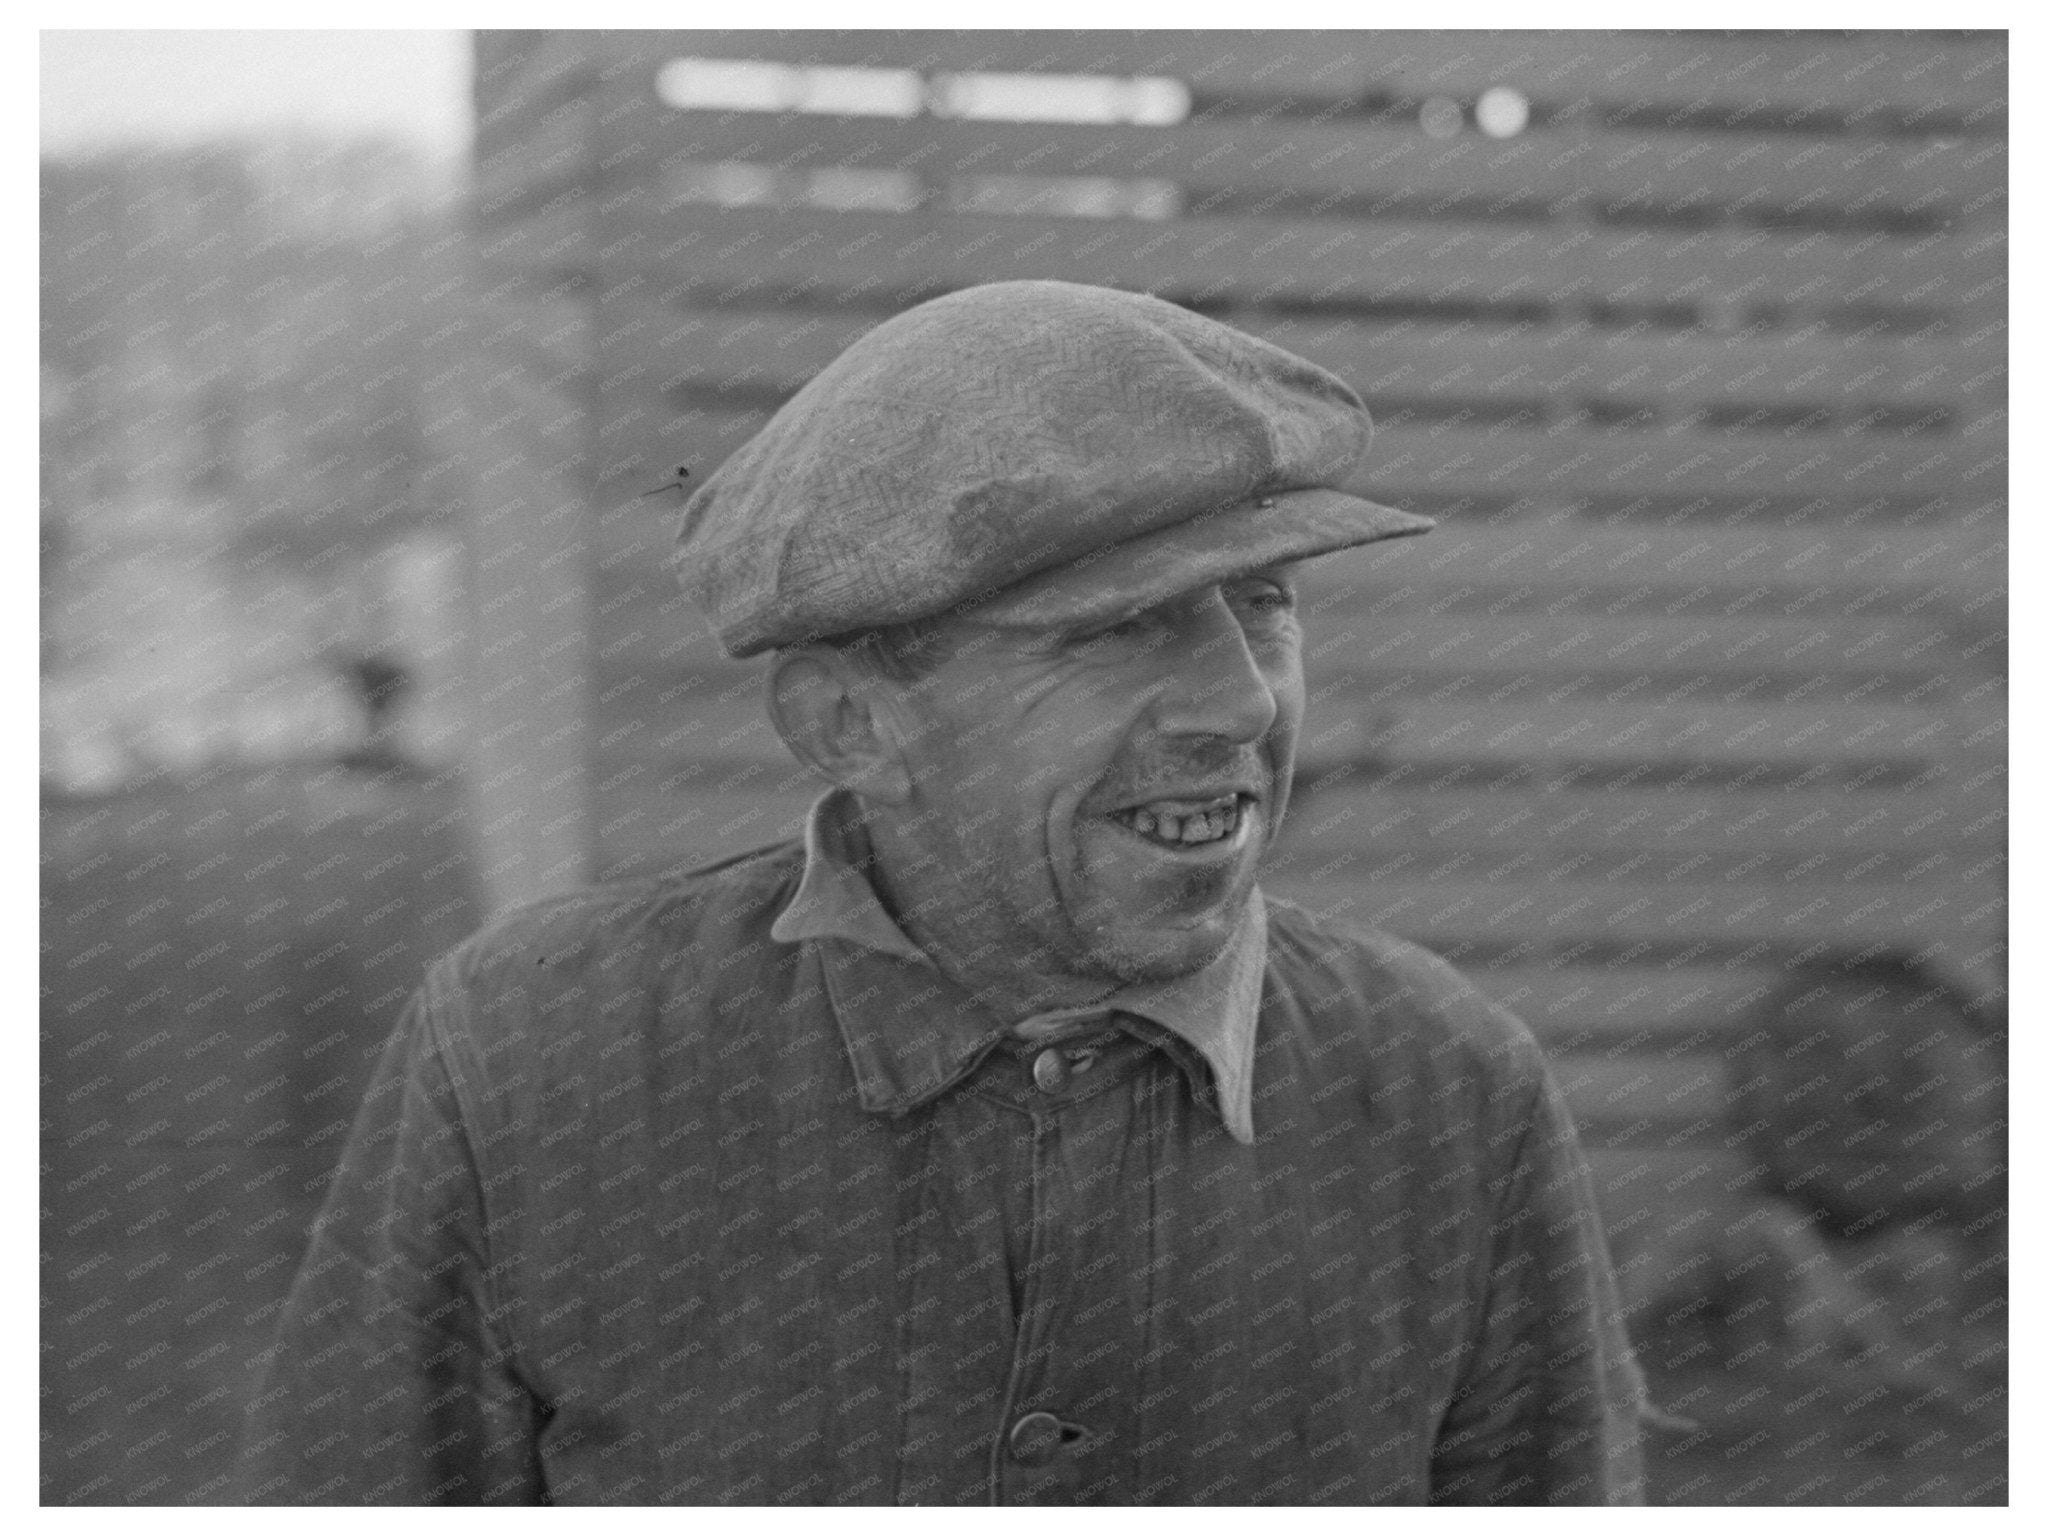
[1263, 894, 1550, 1086]
[433, 839, 803, 1006]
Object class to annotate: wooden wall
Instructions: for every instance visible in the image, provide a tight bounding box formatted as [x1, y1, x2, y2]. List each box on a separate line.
[469, 30, 2006, 1185]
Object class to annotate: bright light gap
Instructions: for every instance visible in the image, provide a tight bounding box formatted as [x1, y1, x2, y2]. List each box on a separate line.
[656, 59, 1192, 126]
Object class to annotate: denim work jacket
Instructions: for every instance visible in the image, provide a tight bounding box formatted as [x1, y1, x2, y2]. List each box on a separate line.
[244, 825, 1646, 1505]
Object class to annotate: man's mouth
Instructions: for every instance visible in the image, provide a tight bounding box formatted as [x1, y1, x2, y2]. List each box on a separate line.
[1105, 793, 1252, 851]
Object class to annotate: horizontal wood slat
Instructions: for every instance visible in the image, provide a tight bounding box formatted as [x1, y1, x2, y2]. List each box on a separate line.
[589, 109, 2008, 223]
[600, 492, 2005, 609]
[1314, 512, 2008, 591]
[1278, 782, 2003, 862]
[593, 402, 2000, 513]
[592, 572, 1988, 683]
[588, 299, 2000, 424]
[1265, 868, 1997, 955]
[564, 207, 2005, 318]
[1369, 417, 1985, 497]
[1584, 129, 2006, 214]
[1260, 822, 1999, 889]
[1309, 608, 1965, 673]
[1298, 697, 1959, 774]
[588, 31, 2008, 119]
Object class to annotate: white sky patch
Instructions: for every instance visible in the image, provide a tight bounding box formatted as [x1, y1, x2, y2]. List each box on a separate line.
[39, 30, 470, 158]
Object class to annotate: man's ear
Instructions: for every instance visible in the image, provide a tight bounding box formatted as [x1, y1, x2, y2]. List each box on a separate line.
[765, 647, 914, 805]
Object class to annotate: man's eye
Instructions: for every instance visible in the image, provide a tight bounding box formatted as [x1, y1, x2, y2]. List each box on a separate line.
[1234, 582, 1296, 617]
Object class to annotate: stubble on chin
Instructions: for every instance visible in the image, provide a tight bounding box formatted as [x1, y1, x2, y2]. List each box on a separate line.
[1064, 867, 1251, 984]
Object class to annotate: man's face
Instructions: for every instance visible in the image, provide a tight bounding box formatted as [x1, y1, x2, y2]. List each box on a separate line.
[877, 567, 1305, 987]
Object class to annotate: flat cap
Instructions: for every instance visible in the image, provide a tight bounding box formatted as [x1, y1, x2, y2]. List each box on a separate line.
[671, 280, 1432, 657]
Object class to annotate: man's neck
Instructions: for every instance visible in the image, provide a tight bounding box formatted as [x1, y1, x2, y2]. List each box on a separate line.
[860, 816, 1116, 1026]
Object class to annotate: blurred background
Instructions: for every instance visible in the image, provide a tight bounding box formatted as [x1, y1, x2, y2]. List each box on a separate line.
[42, 29, 2006, 1506]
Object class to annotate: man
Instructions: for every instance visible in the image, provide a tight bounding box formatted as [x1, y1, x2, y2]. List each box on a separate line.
[245, 280, 1646, 1504]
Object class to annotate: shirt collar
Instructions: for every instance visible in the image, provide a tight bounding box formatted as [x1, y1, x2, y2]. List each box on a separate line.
[771, 789, 1266, 1144]
[769, 788, 931, 966]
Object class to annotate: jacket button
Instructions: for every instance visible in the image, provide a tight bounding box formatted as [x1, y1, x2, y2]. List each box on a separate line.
[1030, 1048, 1072, 1094]
[1007, 1410, 1065, 1466]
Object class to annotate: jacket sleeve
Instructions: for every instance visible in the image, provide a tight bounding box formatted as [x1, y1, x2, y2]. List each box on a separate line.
[238, 964, 547, 1505]
[1428, 1061, 1649, 1505]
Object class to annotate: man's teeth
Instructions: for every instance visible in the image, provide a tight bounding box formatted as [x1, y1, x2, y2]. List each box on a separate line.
[1117, 797, 1243, 846]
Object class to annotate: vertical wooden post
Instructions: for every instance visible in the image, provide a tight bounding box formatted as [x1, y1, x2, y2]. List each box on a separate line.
[458, 32, 601, 914]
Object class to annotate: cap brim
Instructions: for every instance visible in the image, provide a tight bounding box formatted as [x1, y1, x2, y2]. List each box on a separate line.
[957, 488, 1434, 631]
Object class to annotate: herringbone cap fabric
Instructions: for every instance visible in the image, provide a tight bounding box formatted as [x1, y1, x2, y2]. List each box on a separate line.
[671, 280, 1433, 657]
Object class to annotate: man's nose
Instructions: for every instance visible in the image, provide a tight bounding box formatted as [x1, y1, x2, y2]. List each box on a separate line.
[1147, 588, 1281, 745]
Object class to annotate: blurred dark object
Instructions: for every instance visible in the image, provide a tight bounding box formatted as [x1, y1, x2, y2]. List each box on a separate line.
[1730, 960, 2007, 1236]
[1610, 956, 2006, 1501]
[337, 651, 415, 772]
